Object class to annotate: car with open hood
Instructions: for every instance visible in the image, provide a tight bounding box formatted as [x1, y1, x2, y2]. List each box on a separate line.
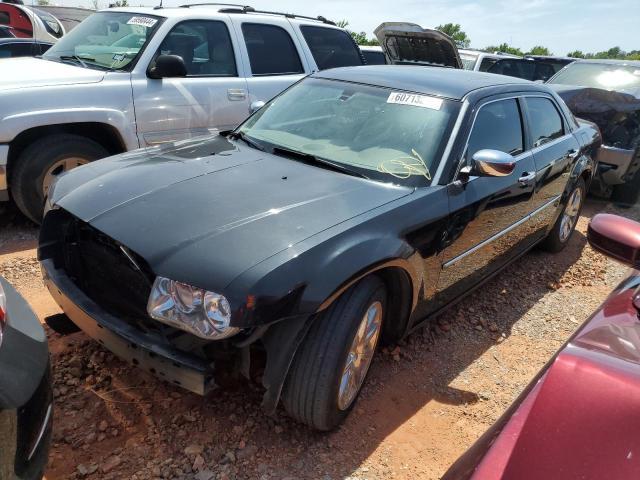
[547, 60, 640, 206]
[443, 213, 640, 480]
[40, 66, 599, 430]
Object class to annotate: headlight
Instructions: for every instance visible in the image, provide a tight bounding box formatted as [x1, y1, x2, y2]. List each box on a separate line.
[147, 276, 239, 340]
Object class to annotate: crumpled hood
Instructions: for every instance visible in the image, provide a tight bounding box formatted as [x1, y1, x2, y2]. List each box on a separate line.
[0, 57, 105, 91]
[51, 135, 412, 289]
[374, 22, 462, 69]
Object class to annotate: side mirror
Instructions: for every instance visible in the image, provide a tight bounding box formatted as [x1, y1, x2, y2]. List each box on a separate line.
[588, 214, 640, 268]
[471, 149, 516, 177]
[250, 101, 265, 114]
[147, 54, 187, 79]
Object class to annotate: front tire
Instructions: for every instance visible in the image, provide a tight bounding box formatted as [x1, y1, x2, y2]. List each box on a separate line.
[540, 177, 585, 253]
[11, 134, 108, 223]
[282, 276, 386, 431]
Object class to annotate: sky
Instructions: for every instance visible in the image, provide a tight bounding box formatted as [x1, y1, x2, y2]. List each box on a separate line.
[40, 0, 640, 55]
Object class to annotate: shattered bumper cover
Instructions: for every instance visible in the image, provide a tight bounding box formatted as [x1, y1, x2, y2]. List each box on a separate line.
[41, 259, 217, 395]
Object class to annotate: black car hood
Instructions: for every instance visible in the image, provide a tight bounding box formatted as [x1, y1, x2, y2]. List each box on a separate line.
[374, 22, 462, 69]
[52, 136, 412, 290]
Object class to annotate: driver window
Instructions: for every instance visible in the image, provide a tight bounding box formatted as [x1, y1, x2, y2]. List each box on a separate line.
[466, 98, 524, 163]
[158, 20, 237, 77]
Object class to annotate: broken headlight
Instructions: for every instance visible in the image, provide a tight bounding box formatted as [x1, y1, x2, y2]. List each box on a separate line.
[147, 277, 239, 340]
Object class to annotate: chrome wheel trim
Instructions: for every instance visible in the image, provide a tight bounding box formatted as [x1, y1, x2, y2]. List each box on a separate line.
[559, 187, 582, 242]
[338, 300, 383, 411]
[42, 157, 89, 196]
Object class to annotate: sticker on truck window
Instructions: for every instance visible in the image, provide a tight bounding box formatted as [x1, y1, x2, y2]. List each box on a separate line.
[387, 92, 443, 110]
[126, 16, 158, 28]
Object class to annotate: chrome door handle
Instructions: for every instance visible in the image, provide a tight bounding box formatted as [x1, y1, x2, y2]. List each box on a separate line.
[567, 148, 579, 159]
[227, 88, 247, 101]
[518, 172, 536, 187]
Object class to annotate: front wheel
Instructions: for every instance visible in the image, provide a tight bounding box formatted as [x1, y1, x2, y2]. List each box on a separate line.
[11, 134, 108, 223]
[540, 177, 585, 253]
[282, 276, 386, 431]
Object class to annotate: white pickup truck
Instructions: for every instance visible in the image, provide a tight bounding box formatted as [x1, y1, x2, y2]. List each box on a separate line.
[0, 5, 364, 222]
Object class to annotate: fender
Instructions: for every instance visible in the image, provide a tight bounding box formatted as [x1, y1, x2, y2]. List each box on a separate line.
[2, 108, 139, 150]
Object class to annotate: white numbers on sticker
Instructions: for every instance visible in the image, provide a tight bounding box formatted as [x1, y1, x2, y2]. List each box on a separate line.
[387, 92, 443, 110]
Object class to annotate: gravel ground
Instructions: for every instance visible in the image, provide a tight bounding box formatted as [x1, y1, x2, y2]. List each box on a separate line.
[0, 198, 638, 480]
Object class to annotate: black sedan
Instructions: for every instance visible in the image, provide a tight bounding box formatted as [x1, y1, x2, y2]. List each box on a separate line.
[0, 276, 52, 479]
[39, 66, 600, 430]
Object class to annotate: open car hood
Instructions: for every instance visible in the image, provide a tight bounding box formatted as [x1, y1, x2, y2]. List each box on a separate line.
[374, 22, 462, 69]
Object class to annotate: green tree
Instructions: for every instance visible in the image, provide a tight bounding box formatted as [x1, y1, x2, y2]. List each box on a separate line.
[567, 50, 585, 58]
[484, 43, 523, 56]
[110, 0, 128, 6]
[435, 23, 471, 48]
[36, 0, 50, 5]
[526, 45, 552, 56]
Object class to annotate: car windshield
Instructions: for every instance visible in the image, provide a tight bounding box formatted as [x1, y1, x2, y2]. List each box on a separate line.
[43, 11, 162, 71]
[548, 62, 640, 91]
[460, 52, 478, 70]
[239, 78, 460, 187]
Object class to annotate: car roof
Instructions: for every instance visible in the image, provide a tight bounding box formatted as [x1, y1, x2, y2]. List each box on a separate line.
[572, 58, 640, 67]
[105, 6, 344, 28]
[314, 65, 536, 100]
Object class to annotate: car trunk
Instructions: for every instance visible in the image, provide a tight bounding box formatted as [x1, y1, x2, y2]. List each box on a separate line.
[374, 22, 462, 69]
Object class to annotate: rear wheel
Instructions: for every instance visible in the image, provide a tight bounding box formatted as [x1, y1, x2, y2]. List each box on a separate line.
[540, 177, 585, 253]
[282, 276, 386, 431]
[11, 134, 108, 223]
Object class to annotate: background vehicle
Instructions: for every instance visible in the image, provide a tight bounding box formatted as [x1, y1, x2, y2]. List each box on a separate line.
[0, 1, 65, 43]
[459, 48, 519, 71]
[0, 5, 364, 223]
[0, 37, 51, 58]
[40, 66, 598, 431]
[0, 276, 52, 480]
[443, 213, 640, 480]
[484, 56, 574, 82]
[359, 45, 386, 64]
[0, 24, 15, 37]
[547, 60, 640, 205]
[35, 5, 93, 34]
[374, 22, 462, 68]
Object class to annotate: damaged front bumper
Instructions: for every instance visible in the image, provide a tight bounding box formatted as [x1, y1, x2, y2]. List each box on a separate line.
[41, 259, 217, 395]
[596, 144, 639, 185]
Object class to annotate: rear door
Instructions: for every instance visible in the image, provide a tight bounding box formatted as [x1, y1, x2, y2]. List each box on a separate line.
[132, 17, 250, 146]
[230, 18, 309, 108]
[435, 96, 538, 308]
[524, 95, 580, 235]
[296, 24, 364, 71]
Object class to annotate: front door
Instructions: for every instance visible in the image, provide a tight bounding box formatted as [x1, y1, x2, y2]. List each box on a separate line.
[132, 18, 250, 146]
[435, 97, 537, 308]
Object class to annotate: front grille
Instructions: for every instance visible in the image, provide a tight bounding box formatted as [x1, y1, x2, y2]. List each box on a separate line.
[50, 211, 159, 331]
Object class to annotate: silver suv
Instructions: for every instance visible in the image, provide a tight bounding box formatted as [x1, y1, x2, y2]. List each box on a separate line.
[0, 5, 364, 222]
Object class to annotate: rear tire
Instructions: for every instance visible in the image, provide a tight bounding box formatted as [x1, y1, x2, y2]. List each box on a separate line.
[11, 134, 108, 224]
[282, 276, 387, 431]
[540, 177, 586, 253]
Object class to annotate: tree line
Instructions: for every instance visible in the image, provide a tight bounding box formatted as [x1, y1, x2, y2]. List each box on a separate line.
[341, 21, 640, 60]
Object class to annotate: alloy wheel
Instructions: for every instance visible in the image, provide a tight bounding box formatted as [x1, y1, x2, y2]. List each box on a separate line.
[560, 186, 583, 242]
[42, 157, 89, 197]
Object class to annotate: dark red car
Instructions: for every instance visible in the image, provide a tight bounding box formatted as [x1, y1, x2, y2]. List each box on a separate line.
[444, 213, 640, 480]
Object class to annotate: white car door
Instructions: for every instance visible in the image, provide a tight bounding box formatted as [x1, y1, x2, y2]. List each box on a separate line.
[131, 17, 250, 146]
[229, 17, 310, 108]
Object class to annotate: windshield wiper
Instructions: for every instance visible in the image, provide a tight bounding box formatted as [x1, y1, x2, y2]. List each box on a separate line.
[225, 131, 265, 151]
[57, 54, 107, 70]
[271, 146, 370, 180]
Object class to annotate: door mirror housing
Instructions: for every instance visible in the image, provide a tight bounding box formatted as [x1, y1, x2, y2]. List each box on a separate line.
[588, 214, 640, 268]
[148, 55, 187, 79]
[250, 101, 265, 114]
[471, 149, 516, 177]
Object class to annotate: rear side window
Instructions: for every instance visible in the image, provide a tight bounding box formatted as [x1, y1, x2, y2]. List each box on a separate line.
[362, 49, 386, 65]
[242, 23, 303, 75]
[525, 97, 564, 147]
[487, 59, 536, 80]
[300, 25, 364, 70]
[467, 99, 524, 160]
[160, 20, 237, 76]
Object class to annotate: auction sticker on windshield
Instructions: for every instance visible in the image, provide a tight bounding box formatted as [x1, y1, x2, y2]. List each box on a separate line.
[387, 92, 443, 110]
[127, 16, 158, 27]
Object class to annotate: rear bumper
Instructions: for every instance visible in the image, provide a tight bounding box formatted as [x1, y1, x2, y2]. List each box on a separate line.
[0, 144, 8, 202]
[41, 259, 217, 395]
